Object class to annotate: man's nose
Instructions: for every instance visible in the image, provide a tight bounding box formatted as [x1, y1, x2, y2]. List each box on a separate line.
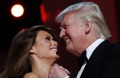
[59, 28, 65, 38]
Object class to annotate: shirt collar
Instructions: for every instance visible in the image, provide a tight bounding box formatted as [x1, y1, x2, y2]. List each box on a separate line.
[86, 38, 105, 59]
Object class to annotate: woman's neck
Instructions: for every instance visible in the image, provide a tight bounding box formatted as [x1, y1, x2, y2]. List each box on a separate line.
[31, 58, 53, 78]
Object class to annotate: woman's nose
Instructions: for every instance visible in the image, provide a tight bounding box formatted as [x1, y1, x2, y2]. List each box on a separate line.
[52, 41, 58, 48]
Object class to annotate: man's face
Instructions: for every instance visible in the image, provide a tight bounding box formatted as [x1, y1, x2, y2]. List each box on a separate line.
[59, 13, 86, 56]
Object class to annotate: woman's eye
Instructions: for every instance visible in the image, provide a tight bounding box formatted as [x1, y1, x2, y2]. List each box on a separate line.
[45, 37, 50, 40]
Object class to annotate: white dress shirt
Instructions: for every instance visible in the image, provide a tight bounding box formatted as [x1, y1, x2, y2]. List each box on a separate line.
[76, 38, 105, 78]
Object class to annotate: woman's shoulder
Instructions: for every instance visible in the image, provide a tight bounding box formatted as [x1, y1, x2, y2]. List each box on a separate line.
[24, 72, 39, 78]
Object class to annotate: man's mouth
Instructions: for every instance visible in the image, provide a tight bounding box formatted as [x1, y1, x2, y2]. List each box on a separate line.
[64, 37, 70, 44]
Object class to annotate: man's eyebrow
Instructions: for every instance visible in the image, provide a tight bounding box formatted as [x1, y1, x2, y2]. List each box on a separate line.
[61, 23, 68, 27]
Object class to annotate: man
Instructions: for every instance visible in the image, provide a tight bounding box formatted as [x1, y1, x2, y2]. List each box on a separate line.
[49, 1, 120, 78]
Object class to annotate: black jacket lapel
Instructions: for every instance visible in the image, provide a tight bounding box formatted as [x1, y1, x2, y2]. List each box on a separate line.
[80, 40, 112, 78]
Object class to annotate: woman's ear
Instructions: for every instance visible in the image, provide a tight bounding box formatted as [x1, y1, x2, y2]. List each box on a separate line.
[29, 47, 35, 54]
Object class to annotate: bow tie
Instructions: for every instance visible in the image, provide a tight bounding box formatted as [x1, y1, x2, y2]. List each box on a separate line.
[77, 50, 88, 67]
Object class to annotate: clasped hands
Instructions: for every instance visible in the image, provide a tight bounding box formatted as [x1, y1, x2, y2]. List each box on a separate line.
[49, 63, 70, 78]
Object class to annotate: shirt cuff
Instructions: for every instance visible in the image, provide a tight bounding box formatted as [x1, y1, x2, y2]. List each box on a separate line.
[64, 76, 70, 78]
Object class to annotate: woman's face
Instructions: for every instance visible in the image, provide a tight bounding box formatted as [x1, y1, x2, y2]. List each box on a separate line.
[31, 30, 59, 61]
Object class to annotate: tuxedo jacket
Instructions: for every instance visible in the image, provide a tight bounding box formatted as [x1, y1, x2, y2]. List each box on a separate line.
[71, 40, 120, 78]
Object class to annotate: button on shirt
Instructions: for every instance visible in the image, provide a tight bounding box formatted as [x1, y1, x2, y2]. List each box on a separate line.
[76, 38, 105, 78]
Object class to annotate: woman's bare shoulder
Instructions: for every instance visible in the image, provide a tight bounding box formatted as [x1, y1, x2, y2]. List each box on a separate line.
[24, 73, 39, 78]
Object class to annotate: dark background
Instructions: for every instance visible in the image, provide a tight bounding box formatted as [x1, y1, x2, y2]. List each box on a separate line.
[0, 0, 42, 52]
[0, 0, 120, 76]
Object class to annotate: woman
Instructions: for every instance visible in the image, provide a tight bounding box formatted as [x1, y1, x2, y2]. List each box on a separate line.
[0, 25, 60, 78]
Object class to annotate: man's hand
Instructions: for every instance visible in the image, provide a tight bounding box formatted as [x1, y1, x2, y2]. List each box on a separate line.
[49, 63, 70, 78]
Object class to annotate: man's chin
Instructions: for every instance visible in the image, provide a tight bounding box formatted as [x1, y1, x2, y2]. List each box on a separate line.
[66, 46, 73, 52]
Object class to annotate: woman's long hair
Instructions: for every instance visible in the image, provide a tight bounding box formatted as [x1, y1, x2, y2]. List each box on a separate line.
[0, 25, 57, 78]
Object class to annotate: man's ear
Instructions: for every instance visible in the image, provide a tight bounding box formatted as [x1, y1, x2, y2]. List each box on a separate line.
[85, 20, 93, 34]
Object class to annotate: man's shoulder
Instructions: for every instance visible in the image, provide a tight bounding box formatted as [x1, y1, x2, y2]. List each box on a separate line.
[111, 42, 120, 51]
[106, 42, 120, 57]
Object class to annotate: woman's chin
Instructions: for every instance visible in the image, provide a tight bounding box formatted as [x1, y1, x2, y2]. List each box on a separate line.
[53, 55, 60, 62]
[49, 56, 60, 64]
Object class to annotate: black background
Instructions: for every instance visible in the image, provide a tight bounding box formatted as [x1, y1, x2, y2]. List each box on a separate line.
[0, 0, 43, 52]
